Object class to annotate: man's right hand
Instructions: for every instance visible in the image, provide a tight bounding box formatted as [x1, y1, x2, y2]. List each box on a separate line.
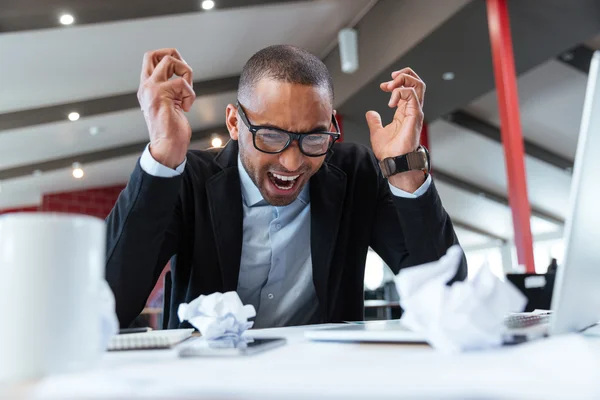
[137, 48, 196, 169]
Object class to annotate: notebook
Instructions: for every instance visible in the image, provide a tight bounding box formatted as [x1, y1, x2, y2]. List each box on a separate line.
[108, 329, 194, 351]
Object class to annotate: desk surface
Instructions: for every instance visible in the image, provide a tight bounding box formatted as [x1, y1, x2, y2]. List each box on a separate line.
[18, 324, 600, 399]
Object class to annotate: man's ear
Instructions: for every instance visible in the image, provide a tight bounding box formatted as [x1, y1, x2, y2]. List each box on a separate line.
[225, 104, 239, 140]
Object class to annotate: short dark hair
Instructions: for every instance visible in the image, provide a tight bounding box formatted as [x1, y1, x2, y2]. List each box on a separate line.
[238, 45, 334, 104]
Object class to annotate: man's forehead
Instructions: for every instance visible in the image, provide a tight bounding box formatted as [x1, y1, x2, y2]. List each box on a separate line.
[251, 79, 331, 109]
[243, 80, 333, 131]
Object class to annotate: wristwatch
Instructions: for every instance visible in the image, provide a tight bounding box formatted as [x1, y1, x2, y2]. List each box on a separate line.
[379, 146, 430, 178]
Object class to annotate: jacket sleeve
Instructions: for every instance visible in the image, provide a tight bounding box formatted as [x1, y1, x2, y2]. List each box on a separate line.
[105, 161, 183, 327]
[370, 172, 467, 283]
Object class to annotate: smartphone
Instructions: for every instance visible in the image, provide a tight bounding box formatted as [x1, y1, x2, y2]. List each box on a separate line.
[118, 327, 152, 334]
[178, 337, 286, 357]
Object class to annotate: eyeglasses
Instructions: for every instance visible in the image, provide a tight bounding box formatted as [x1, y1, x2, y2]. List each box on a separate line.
[236, 100, 340, 157]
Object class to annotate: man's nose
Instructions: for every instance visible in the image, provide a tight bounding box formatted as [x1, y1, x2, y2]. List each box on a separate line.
[278, 142, 304, 172]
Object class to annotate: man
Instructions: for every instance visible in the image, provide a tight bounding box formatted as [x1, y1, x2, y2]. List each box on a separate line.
[106, 45, 467, 329]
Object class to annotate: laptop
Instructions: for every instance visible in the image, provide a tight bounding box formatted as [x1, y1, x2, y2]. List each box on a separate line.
[306, 51, 600, 344]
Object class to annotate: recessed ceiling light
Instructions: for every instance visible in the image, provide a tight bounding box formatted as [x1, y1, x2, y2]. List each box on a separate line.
[442, 72, 455, 81]
[72, 168, 84, 179]
[68, 112, 80, 121]
[89, 126, 100, 136]
[201, 0, 215, 10]
[59, 14, 75, 25]
[211, 137, 223, 148]
[72, 162, 84, 179]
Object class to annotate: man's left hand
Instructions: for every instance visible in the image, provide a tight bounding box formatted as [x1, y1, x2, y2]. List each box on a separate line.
[366, 68, 427, 192]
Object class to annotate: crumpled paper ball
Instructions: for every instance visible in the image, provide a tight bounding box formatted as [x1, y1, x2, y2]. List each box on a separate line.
[395, 245, 527, 353]
[177, 291, 256, 345]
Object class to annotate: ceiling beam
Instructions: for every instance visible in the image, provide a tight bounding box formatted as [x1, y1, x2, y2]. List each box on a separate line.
[446, 111, 574, 172]
[0, 0, 305, 33]
[433, 169, 564, 226]
[0, 125, 227, 181]
[556, 44, 595, 74]
[452, 219, 507, 243]
[0, 76, 239, 132]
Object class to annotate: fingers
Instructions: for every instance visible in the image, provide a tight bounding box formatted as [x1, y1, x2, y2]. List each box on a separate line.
[391, 87, 423, 124]
[388, 85, 420, 108]
[365, 111, 384, 136]
[381, 67, 422, 89]
[391, 67, 422, 81]
[141, 48, 185, 83]
[381, 74, 425, 107]
[166, 78, 196, 112]
[137, 48, 195, 114]
[380, 67, 425, 106]
[150, 55, 193, 86]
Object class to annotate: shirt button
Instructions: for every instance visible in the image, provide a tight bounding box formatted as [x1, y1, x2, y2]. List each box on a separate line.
[275, 223, 282, 230]
[268, 293, 274, 300]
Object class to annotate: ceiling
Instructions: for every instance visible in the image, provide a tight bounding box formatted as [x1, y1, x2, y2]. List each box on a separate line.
[0, 0, 373, 207]
[1, 0, 600, 251]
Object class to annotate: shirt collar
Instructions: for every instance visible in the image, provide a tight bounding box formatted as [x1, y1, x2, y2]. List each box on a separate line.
[237, 155, 310, 207]
[238, 155, 264, 207]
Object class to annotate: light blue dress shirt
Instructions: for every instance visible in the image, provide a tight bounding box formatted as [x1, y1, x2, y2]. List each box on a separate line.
[140, 144, 431, 328]
[236, 156, 319, 328]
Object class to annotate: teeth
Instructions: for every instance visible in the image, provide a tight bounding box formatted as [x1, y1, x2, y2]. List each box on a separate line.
[274, 183, 293, 190]
[272, 173, 299, 181]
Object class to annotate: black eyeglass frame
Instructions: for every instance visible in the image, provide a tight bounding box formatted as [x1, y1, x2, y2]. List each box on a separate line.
[236, 100, 341, 157]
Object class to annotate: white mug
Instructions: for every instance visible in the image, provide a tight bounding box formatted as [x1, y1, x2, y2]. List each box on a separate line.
[0, 213, 107, 383]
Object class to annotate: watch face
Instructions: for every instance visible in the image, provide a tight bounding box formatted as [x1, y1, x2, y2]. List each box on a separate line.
[406, 149, 427, 171]
[422, 146, 431, 172]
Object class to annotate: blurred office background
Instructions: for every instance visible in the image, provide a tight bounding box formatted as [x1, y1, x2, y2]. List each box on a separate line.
[1, 0, 598, 324]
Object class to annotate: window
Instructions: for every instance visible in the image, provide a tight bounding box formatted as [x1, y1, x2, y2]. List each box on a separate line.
[508, 236, 564, 274]
[464, 246, 505, 281]
[533, 238, 565, 274]
[364, 249, 385, 291]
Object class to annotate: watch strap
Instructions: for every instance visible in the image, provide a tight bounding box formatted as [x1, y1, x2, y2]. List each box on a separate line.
[379, 146, 429, 178]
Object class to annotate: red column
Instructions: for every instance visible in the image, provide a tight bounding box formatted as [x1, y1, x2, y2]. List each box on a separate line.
[487, 0, 535, 273]
[420, 122, 431, 173]
[420, 121, 429, 150]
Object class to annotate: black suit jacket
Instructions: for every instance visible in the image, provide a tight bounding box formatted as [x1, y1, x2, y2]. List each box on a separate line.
[106, 140, 466, 328]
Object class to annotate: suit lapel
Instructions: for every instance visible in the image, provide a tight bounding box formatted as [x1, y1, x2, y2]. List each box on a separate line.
[206, 141, 244, 292]
[310, 160, 347, 321]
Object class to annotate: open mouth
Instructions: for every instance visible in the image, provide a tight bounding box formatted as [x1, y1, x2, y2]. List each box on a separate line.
[267, 172, 301, 192]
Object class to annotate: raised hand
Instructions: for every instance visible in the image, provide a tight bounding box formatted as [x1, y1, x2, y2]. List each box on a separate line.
[365, 68, 426, 191]
[137, 48, 196, 169]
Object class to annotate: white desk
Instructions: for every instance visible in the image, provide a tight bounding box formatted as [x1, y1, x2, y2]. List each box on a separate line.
[22, 324, 600, 399]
